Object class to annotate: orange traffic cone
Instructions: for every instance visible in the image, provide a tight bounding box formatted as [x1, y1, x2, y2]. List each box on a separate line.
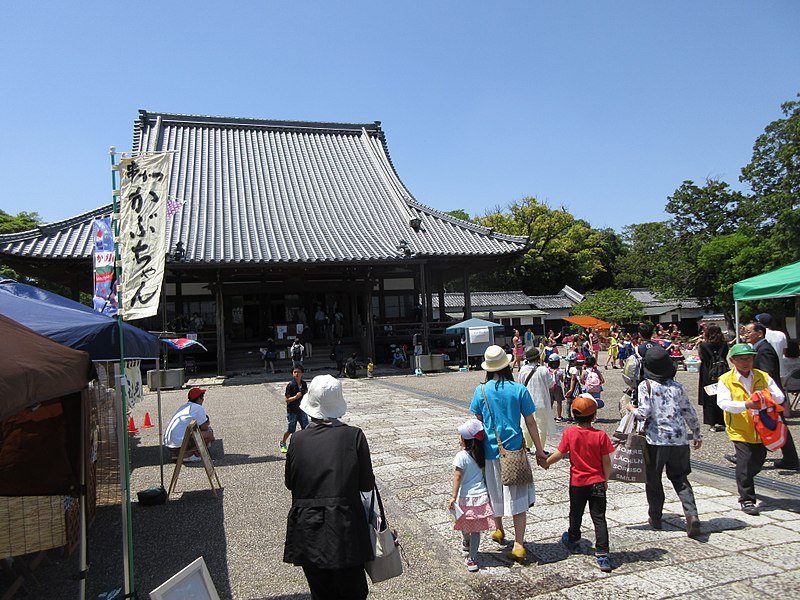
[128, 416, 138, 433]
[141, 412, 153, 428]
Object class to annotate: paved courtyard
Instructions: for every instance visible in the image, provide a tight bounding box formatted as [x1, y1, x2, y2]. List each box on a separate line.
[9, 361, 800, 599]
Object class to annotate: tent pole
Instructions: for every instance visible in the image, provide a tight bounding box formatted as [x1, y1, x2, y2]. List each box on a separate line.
[735, 301, 740, 344]
[79, 393, 87, 600]
[156, 358, 164, 489]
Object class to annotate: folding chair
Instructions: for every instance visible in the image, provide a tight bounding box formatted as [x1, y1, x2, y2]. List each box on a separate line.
[785, 368, 800, 411]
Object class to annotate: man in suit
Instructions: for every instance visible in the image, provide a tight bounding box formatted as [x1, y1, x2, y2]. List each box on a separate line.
[744, 322, 798, 470]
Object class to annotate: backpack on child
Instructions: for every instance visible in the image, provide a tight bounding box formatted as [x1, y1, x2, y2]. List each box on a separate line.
[707, 348, 729, 381]
[584, 367, 602, 393]
[621, 351, 642, 390]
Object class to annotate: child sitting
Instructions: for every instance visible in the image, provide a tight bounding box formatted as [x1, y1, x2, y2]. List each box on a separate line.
[544, 393, 615, 572]
[447, 419, 495, 572]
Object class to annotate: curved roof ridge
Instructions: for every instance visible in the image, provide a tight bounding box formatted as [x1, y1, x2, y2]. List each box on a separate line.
[136, 109, 383, 134]
[0, 203, 112, 243]
[360, 128, 527, 245]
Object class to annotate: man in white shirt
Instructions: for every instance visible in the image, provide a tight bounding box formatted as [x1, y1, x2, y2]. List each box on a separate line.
[164, 387, 215, 462]
[756, 313, 787, 362]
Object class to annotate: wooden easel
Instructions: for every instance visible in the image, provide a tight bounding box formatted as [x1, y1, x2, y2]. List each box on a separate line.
[168, 420, 221, 498]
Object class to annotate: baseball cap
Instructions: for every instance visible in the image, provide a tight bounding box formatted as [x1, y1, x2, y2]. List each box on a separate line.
[457, 418, 485, 441]
[572, 393, 604, 417]
[728, 343, 757, 358]
[187, 387, 207, 401]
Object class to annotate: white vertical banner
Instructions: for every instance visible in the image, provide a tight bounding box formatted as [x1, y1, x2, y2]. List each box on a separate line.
[118, 153, 172, 320]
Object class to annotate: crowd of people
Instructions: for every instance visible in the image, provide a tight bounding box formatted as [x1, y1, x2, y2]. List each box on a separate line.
[159, 311, 796, 598]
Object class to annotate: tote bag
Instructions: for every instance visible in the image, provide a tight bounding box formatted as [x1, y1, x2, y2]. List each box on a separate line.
[364, 487, 404, 583]
[609, 412, 647, 483]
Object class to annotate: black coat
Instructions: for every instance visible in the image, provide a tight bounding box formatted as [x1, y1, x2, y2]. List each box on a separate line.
[284, 420, 375, 568]
[754, 339, 783, 392]
[698, 342, 726, 426]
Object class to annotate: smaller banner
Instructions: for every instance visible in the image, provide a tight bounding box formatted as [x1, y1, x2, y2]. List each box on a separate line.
[123, 360, 144, 408]
[92, 217, 117, 316]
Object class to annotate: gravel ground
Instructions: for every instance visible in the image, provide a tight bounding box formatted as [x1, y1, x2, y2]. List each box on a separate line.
[5, 351, 798, 600]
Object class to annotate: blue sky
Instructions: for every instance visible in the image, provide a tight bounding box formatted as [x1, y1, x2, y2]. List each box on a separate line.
[1, 1, 797, 231]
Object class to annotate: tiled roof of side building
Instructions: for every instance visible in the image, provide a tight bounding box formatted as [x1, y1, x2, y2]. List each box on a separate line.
[432, 291, 537, 308]
[0, 111, 527, 263]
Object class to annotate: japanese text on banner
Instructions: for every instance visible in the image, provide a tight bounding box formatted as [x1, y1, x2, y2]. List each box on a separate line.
[118, 153, 172, 320]
[92, 217, 117, 316]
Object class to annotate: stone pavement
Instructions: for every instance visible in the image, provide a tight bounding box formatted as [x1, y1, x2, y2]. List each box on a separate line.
[17, 368, 800, 600]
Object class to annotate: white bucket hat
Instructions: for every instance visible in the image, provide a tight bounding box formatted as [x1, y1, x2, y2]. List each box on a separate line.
[300, 374, 347, 420]
[481, 345, 512, 372]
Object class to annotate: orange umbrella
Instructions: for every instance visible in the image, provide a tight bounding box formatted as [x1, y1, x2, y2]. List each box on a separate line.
[563, 316, 614, 329]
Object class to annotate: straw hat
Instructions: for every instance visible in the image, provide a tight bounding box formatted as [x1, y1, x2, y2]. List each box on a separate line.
[300, 374, 347, 420]
[481, 345, 512, 372]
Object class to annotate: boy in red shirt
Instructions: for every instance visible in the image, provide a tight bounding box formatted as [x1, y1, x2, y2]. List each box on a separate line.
[545, 393, 615, 572]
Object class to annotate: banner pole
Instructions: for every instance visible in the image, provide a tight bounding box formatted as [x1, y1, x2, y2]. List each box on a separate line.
[110, 146, 137, 598]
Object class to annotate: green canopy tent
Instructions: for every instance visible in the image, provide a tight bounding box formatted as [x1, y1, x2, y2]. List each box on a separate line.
[733, 260, 800, 335]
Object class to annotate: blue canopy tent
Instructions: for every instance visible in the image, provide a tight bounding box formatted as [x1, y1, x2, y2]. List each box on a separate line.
[446, 317, 506, 365]
[0, 279, 159, 360]
[444, 317, 506, 333]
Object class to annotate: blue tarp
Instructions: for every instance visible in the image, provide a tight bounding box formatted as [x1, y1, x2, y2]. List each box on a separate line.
[0, 279, 160, 360]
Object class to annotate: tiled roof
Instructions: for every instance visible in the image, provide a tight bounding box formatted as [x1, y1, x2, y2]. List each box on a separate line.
[0, 111, 526, 263]
[527, 294, 576, 310]
[432, 291, 537, 308]
[627, 288, 702, 310]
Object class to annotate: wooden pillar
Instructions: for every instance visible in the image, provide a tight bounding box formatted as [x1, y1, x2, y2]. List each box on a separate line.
[363, 283, 375, 361]
[463, 268, 472, 319]
[437, 283, 446, 322]
[420, 262, 430, 352]
[214, 272, 226, 376]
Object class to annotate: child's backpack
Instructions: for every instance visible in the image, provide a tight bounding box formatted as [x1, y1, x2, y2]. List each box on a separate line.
[707, 348, 729, 381]
[584, 368, 602, 393]
[547, 366, 562, 390]
[751, 389, 787, 451]
[621, 352, 642, 389]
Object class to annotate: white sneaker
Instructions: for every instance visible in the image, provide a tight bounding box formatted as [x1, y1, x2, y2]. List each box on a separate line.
[183, 455, 202, 463]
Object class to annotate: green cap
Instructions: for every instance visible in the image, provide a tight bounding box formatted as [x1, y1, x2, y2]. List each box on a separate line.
[728, 343, 757, 357]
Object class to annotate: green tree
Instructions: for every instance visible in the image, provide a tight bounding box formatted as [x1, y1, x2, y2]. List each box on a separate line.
[0, 210, 40, 234]
[572, 288, 645, 323]
[666, 179, 743, 239]
[740, 94, 800, 265]
[613, 221, 689, 294]
[474, 197, 614, 294]
[0, 210, 41, 279]
[444, 208, 473, 222]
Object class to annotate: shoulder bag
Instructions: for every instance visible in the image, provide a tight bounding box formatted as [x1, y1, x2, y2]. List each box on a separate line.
[481, 384, 533, 486]
[364, 486, 404, 583]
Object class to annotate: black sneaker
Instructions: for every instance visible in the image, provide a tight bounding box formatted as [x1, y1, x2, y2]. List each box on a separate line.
[648, 517, 663, 530]
[741, 501, 760, 516]
[724, 453, 737, 464]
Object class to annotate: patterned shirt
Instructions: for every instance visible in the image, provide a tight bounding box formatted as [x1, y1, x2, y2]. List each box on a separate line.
[633, 379, 702, 446]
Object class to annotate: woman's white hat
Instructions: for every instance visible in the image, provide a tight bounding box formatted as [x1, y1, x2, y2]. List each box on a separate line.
[481, 345, 512, 372]
[300, 374, 347, 420]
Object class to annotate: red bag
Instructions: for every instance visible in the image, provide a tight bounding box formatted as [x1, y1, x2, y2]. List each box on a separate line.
[751, 389, 787, 451]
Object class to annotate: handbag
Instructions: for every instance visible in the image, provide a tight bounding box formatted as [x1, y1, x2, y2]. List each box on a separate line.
[364, 487, 404, 583]
[481, 385, 533, 486]
[609, 412, 647, 483]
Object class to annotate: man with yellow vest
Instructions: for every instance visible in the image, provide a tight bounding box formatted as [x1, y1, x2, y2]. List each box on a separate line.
[716, 343, 786, 515]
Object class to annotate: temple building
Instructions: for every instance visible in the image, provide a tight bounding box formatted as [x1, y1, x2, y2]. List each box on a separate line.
[0, 111, 527, 374]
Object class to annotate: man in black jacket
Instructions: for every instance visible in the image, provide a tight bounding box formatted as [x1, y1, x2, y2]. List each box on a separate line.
[745, 322, 799, 470]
